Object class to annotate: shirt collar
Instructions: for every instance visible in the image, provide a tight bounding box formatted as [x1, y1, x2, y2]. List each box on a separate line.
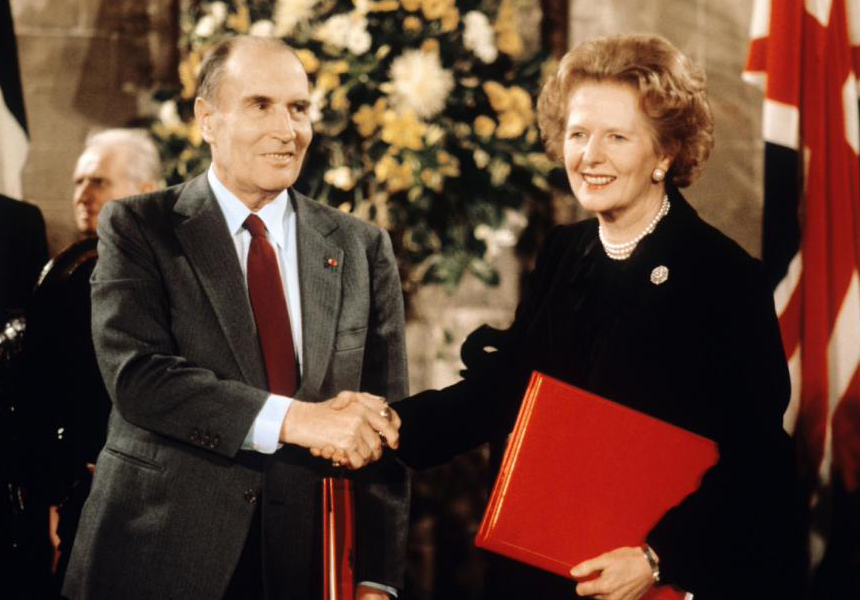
[207, 166, 291, 249]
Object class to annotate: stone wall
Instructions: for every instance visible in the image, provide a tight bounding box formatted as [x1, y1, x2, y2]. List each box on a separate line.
[11, 0, 176, 255]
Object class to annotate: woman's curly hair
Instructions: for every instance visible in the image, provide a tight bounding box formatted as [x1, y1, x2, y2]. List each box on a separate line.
[537, 33, 714, 188]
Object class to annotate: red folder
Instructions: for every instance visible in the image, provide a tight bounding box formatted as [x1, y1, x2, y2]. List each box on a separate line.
[476, 372, 719, 600]
[322, 477, 355, 600]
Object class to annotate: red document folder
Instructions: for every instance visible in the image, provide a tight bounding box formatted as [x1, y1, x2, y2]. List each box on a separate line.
[322, 477, 355, 600]
[476, 372, 719, 600]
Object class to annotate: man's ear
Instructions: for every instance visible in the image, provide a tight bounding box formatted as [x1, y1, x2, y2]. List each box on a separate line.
[194, 97, 216, 144]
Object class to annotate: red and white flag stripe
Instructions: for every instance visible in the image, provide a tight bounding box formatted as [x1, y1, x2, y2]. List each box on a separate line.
[744, 0, 860, 568]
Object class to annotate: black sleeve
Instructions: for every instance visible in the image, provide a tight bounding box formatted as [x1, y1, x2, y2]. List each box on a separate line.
[396, 226, 572, 469]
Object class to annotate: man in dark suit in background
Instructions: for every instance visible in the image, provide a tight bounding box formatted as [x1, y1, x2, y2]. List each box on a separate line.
[0, 193, 48, 600]
[0, 193, 47, 321]
[63, 36, 409, 600]
[17, 128, 163, 591]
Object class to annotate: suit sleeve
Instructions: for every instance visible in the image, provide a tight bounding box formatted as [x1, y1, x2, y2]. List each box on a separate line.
[92, 200, 268, 458]
[645, 260, 803, 597]
[352, 228, 410, 590]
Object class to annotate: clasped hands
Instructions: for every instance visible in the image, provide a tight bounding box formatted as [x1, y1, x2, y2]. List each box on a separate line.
[280, 391, 400, 469]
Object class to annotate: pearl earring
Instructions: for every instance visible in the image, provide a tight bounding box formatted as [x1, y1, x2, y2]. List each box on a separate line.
[652, 168, 666, 182]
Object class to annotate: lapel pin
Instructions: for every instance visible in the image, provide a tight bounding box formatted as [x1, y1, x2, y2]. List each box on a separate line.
[325, 257, 338, 269]
[650, 265, 669, 285]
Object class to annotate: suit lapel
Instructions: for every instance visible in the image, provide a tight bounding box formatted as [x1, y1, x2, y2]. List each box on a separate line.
[293, 191, 343, 399]
[173, 174, 267, 388]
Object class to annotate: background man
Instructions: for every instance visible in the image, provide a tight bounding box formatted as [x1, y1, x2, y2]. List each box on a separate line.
[18, 128, 162, 592]
[71, 128, 162, 237]
[63, 36, 409, 600]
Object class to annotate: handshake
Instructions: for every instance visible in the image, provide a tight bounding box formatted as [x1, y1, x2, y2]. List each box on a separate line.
[279, 392, 401, 469]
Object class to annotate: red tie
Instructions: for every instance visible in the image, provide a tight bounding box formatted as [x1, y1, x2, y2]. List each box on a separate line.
[244, 214, 298, 396]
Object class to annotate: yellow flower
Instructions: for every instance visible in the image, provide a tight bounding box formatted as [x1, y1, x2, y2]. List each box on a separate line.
[316, 71, 341, 93]
[179, 51, 203, 99]
[226, 4, 250, 33]
[473, 149, 490, 169]
[403, 15, 422, 30]
[420, 0, 448, 19]
[494, 0, 524, 58]
[425, 124, 446, 145]
[324, 166, 356, 190]
[437, 150, 460, 177]
[528, 152, 557, 173]
[440, 7, 459, 32]
[353, 98, 387, 137]
[331, 88, 350, 111]
[496, 29, 524, 58]
[381, 109, 426, 151]
[497, 111, 527, 138]
[295, 49, 320, 74]
[483, 81, 511, 113]
[420, 38, 440, 54]
[375, 154, 414, 193]
[489, 158, 512, 186]
[474, 115, 496, 138]
[421, 168, 443, 192]
[368, 0, 400, 10]
[327, 60, 350, 74]
[482, 83, 534, 139]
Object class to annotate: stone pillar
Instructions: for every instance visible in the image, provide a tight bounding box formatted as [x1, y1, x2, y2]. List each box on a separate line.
[11, 0, 177, 255]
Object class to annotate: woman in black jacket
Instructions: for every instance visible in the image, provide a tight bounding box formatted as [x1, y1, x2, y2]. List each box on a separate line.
[325, 33, 805, 600]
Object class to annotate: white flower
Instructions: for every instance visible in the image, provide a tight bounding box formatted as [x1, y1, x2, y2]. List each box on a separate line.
[324, 166, 356, 190]
[315, 12, 371, 54]
[159, 100, 181, 128]
[209, 1, 228, 26]
[249, 19, 275, 37]
[273, 0, 319, 37]
[387, 49, 454, 119]
[194, 14, 216, 38]
[309, 88, 327, 123]
[475, 223, 516, 259]
[463, 11, 498, 63]
[347, 28, 372, 54]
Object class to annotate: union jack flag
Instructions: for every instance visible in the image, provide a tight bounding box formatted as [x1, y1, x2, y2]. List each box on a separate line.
[744, 0, 860, 594]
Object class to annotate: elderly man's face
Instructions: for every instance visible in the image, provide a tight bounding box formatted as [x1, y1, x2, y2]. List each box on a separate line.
[72, 145, 143, 235]
[197, 43, 312, 209]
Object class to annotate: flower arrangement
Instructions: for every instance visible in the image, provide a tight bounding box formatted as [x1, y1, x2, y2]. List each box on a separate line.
[152, 0, 565, 293]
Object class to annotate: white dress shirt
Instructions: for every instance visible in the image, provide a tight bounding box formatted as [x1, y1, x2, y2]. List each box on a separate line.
[208, 167, 300, 454]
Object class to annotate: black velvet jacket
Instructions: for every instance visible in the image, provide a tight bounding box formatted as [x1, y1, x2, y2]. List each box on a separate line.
[397, 186, 805, 599]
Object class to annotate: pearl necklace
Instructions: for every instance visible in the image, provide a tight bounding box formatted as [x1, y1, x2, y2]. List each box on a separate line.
[598, 195, 670, 260]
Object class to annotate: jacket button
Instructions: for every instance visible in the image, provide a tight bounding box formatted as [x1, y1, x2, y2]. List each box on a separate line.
[244, 489, 258, 504]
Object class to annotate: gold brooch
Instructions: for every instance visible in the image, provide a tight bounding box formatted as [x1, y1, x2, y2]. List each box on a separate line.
[650, 265, 669, 285]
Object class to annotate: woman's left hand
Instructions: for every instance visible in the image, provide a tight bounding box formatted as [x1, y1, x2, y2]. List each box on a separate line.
[570, 546, 654, 600]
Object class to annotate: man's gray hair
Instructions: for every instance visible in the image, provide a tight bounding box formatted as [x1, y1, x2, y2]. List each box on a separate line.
[84, 128, 163, 186]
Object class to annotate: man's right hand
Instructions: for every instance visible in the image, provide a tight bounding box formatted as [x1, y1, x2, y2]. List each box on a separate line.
[279, 392, 399, 469]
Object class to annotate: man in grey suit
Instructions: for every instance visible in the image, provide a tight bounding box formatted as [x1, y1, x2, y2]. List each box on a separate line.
[63, 36, 409, 600]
